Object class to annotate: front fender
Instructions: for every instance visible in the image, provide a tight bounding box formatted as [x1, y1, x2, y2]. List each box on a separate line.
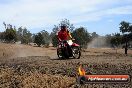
[72, 43, 80, 47]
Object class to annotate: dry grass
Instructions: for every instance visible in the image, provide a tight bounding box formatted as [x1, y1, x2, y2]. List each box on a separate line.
[0, 66, 75, 88]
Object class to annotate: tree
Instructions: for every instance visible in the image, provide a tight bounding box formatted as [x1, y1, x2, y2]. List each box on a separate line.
[40, 30, 50, 45]
[31, 34, 36, 43]
[110, 33, 122, 47]
[34, 33, 43, 47]
[119, 21, 132, 55]
[51, 25, 59, 47]
[105, 34, 113, 47]
[5, 29, 17, 42]
[72, 27, 91, 48]
[91, 32, 99, 39]
[0, 32, 6, 42]
[120, 21, 130, 33]
[17, 27, 23, 41]
[17, 27, 32, 44]
[22, 29, 32, 44]
[3, 23, 17, 43]
[52, 25, 59, 34]
[51, 35, 58, 47]
[59, 19, 75, 32]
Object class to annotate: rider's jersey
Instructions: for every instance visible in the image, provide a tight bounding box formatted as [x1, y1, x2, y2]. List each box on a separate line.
[58, 30, 72, 41]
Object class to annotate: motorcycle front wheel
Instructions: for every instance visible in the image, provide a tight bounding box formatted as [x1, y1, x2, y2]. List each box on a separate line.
[72, 47, 81, 59]
[57, 49, 63, 59]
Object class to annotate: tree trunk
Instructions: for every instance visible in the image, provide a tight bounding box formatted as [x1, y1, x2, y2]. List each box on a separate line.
[125, 42, 128, 55]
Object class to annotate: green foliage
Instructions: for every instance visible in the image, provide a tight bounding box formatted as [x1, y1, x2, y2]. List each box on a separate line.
[110, 33, 122, 47]
[128, 33, 132, 41]
[34, 33, 44, 47]
[52, 35, 58, 47]
[120, 21, 130, 33]
[40, 30, 50, 45]
[119, 21, 132, 54]
[119, 21, 132, 41]
[59, 19, 75, 32]
[72, 27, 91, 48]
[17, 27, 23, 41]
[91, 32, 99, 39]
[0, 22, 17, 43]
[3, 23, 17, 43]
[52, 25, 59, 34]
[105, 34, 112, 47]
[50, 26, 59, 47]
[5, 29, 16, 42]
[51, 26, 58, 47]
[17, 27, 32, 44]
[129, 25, 132, 33]
[0, 32, 5, 41]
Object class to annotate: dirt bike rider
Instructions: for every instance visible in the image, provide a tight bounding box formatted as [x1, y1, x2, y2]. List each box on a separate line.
[57, 25, 72, 42]
[57, 25, 73, 56]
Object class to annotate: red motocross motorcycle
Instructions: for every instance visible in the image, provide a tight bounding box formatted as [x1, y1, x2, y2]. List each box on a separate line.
[57, 40, 81, 59]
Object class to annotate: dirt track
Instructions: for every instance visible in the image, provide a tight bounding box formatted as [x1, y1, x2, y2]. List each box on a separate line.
[0, 43, 132, 88]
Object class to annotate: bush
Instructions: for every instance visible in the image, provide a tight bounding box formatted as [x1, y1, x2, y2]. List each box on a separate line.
[52, 35, 58, 47]
[5, 29, 17, 43]
[34, 33, 44, 47]
[72, 27, 91, 48]
[44, 43, 50, 48]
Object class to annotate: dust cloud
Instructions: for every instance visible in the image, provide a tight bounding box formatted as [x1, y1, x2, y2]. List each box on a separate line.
[88, 37, 109, 48]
